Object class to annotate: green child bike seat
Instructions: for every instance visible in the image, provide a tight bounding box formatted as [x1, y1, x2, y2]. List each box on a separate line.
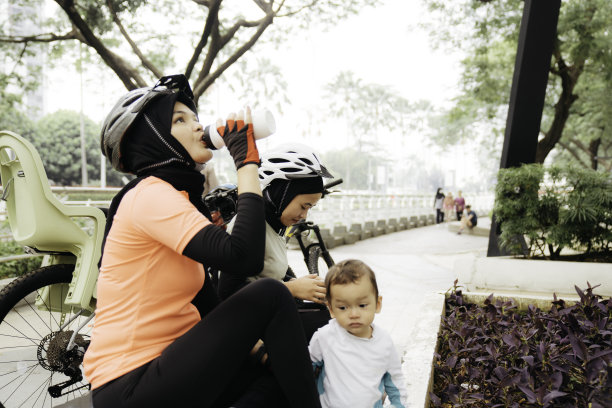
[0, 130, 104, 313]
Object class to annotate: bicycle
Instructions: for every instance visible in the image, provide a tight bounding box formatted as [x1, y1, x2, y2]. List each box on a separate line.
[0, 131, 103, 407]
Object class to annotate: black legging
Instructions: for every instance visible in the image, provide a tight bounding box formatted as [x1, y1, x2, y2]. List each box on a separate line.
[436, 209, 445, 223]
[92, 279, 321, 408]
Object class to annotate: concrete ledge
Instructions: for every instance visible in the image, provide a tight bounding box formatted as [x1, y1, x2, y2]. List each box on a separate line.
[460, 291, 581, 311]
[332, 225, 358, 245]
[455, 255, 612, 298]
[447, 221, 489, 237]
[398, 292, 446, 408]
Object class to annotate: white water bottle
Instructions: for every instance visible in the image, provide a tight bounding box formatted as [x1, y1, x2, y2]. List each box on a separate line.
[202, 109, 276, 150]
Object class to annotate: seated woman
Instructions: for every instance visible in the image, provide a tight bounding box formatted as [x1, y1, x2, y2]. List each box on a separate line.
[84, 75, 321, 408]
[218, 143, 334, 341]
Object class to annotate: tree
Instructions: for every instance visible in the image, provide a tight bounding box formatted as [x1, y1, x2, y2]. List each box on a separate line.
[321, 148, 380, 191]
[34, 110, 122, 185]
[0, 104, 38, 141]
[1, 0, 381, 105]
[322, 71, 431, 189]
[422, 0, 612, 170]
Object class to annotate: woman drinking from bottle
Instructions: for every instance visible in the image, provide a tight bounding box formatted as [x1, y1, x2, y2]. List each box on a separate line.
[84, 74, 321, 408]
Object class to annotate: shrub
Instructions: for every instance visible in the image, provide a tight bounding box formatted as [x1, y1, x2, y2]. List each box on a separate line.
[0, 240, 43, 279]
[430, 283, 612, 408]
[494, 163, 612, 259]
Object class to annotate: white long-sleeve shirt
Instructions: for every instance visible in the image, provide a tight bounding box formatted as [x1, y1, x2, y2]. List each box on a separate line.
[309, 319, 408, 408]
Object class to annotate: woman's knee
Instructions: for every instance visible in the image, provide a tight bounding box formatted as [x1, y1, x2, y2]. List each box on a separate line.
[250, 278, 293, 305]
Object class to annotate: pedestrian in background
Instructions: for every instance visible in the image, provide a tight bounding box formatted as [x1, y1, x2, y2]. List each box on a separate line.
[443, 192, 454, 223]
[454, 190, 465, 221]
[433, 187, 445, 224]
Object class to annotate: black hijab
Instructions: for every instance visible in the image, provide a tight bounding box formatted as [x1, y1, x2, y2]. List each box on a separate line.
[101, 90, 210, 261]
[264, 176, 324, 234]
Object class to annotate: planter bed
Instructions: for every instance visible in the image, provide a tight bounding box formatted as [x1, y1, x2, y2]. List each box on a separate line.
[429, 284, 611, 408]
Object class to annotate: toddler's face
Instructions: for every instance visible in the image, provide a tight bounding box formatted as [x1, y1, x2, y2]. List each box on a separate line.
[328, 277, 382, 338]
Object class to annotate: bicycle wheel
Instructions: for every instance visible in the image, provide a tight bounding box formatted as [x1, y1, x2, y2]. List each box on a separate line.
[307, 246, 334, 277]
[0, 264, 92, 408]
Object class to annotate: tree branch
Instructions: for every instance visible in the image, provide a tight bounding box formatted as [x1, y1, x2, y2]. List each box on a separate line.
[54, 0, 146, 90]
[0, 31, 78, 43]
[535, 45, 583, 163]
[106, 0, 162, 78]
[275, 0, 320, 18]
[191, 0, 211, 6]
[185, 0, 221, 79]
[193, 12, 275, 100]
[558, 139, 588, 168]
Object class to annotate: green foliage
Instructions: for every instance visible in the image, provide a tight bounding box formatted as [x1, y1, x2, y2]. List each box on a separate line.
[494, 163, 612, 259]
[32, 110, 123, 186]
[0, 104, 39, 141]
[422, 0, 612, 169]
[32, 110, 99, 185]
[0, 240, 43, 280]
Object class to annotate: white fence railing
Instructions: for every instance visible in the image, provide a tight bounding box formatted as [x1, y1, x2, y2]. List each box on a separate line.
[308, 192, 494, 228]
[0, 186, 494, 247]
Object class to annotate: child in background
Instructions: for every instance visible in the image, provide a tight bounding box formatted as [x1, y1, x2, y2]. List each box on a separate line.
[457, 204, 478, 235]
[309, 259, 408, 408]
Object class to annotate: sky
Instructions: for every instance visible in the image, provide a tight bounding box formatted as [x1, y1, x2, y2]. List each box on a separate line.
[40, 0, 480, 190]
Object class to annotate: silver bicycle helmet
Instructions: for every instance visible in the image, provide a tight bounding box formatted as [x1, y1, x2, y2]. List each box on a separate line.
[100, 74, 195, 172]
[258, 143, 333, 190]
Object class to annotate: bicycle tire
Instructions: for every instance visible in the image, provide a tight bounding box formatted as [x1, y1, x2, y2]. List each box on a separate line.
[0, 264, 93, 408]
[307, 246, 334, 276]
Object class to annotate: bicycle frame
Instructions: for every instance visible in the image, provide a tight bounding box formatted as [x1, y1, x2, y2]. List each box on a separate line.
[289, 221, 335, 274]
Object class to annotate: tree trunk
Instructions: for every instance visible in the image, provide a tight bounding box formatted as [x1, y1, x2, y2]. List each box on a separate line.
[589, 137, 601, 170]
[535, 54, 581, 163]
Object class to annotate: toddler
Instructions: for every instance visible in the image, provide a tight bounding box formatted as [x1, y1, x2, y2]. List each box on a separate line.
[309, 259, 408, 408]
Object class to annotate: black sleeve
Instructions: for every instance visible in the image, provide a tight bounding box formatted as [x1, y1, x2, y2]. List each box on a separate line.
[183, 192, 265, 277]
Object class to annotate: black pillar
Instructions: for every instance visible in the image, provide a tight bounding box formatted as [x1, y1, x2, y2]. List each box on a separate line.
[487, 0, 561, 256]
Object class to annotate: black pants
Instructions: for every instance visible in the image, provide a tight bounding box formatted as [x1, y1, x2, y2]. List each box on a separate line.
[92, 279, 321, 408]
[436, 209, 444, 223]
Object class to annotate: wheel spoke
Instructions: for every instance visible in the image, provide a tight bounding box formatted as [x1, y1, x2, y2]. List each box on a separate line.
[2, 361, 38, 401]
[1, 320, 43, 348]
[0, 265, 87, 408]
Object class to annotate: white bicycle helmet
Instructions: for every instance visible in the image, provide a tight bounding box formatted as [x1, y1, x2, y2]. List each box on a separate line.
[258, 143, 333, 190]
[100, 74, 194, 172]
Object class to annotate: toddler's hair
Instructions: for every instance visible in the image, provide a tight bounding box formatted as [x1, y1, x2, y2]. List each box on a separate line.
[324, 259, 379, 302]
